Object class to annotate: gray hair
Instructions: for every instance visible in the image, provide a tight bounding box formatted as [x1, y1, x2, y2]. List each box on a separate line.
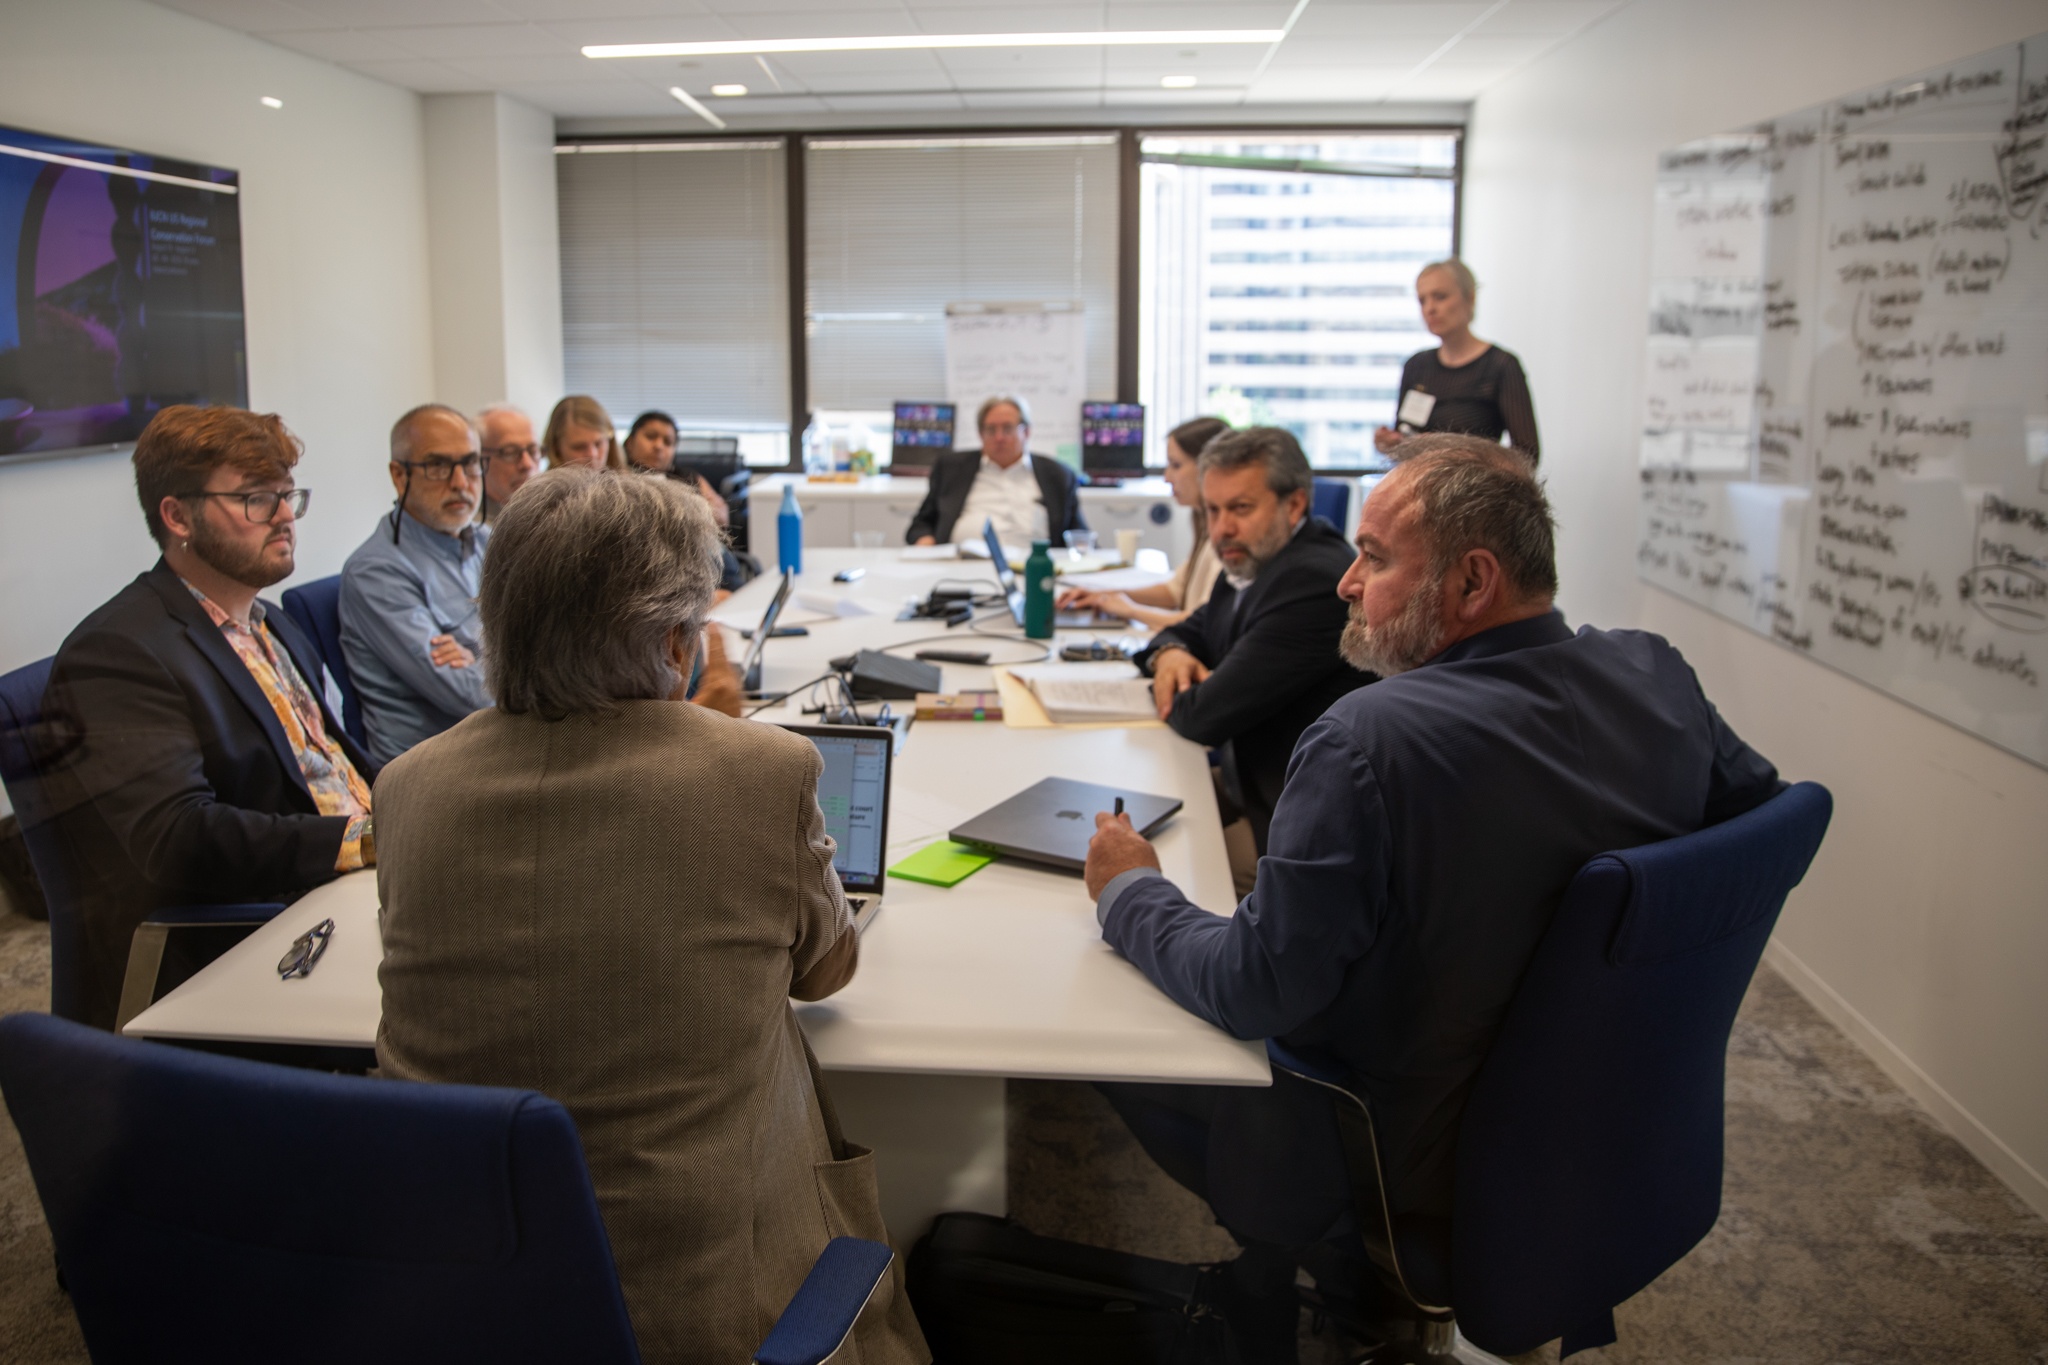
[1198, 425, 1312, 501]
[475, 403, 529, 432]
[389, 403, 476, 463]
[976, 394, 1033, 432]
[1400, 451, 1557, 600]
[480, 467, 724, 719]
[1390, 431, 1533, 478]
[1418, 257, 1478, 300]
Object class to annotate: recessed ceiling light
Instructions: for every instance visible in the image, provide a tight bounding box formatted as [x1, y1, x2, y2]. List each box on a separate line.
[1161, 75, 1197, 88]
[711, 84, 747, 97]
[588, 30, 1284, 59]
[260, 96, 283, 108]
[668, 86, 727, 130]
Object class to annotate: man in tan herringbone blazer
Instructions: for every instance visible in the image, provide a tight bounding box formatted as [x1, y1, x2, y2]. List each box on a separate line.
[373, 468, 926, 1365]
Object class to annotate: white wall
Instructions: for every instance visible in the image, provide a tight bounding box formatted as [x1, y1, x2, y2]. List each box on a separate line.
[423, 93, 563, 423]
[0, 0, 436, 676]
[1463, 0, 2048, 1216]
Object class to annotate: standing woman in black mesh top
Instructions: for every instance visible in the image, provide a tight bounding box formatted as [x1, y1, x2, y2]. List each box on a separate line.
[1372, 258, 1540, 464]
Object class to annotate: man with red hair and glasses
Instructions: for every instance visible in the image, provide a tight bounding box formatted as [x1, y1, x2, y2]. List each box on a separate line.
[35, 406, 377, 1029]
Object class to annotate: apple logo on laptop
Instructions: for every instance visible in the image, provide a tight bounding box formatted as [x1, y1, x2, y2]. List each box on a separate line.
[1055, 809, 1082, 820]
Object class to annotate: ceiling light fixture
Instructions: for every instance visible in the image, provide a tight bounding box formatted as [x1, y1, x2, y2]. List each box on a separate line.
[711, 84, 748, 96]
[668, 86, 727, 130]
[589, 29, 1283, 59]
[260, 96, 283, 108]
[1160, 75, 1198, 88]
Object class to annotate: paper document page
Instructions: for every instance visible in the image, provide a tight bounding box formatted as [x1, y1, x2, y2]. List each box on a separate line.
[1007, 662, 1156, 723]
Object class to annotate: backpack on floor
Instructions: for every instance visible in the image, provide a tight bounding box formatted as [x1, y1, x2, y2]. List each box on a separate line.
[906, 1212, 1243, 1365]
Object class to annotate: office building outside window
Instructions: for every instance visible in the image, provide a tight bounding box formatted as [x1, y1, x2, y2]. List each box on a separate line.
[1138, 133, 1460, 469]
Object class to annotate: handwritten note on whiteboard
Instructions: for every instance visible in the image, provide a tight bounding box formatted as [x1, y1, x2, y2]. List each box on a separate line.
[944, 305, 1087, 465]
[1638, 31, 2048, 768]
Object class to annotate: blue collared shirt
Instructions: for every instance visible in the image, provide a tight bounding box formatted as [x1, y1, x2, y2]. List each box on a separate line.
[1098, 610, 1782, 1215]
[339, 509, 492, 766]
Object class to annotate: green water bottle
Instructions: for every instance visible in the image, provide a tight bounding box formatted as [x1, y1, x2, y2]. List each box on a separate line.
[1024, 540, 1056, 639]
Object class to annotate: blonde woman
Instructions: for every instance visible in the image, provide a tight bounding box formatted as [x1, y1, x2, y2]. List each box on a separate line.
[1372, 258, 1540, 461]
[1058, 416, 1229, 629]
[544, 394, 626, 471]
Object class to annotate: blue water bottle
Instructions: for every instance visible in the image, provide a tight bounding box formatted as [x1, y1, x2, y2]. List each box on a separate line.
[777, 484, 803, 575]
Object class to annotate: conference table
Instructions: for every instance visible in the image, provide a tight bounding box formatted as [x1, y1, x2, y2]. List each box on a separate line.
[124, 546, 1270, 1243]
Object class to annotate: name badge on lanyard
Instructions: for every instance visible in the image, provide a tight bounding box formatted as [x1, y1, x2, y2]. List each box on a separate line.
[1397, 388, 1438, 431]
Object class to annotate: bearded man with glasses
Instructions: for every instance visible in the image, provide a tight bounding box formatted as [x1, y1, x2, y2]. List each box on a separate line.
[37, 406, 378, 1030]
[340, 403, 494, 766]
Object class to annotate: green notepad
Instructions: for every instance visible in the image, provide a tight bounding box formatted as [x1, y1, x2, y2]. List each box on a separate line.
[889, 840, 995, 887]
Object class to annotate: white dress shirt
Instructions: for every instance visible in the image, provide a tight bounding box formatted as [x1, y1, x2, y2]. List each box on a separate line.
[952, 454, 1050, 546]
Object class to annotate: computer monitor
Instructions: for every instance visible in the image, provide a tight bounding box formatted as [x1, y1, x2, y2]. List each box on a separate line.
[778, 724, 893, 899]
[737, 570, 795, 695]
[892, 402, 956, 466]
[1081, 402, 1146, 476]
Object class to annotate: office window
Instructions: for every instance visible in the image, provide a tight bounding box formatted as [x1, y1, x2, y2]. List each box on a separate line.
[1138, 133, 1458, 469]
[805, 134, 1119, 460]
[557, 140, 790, 464]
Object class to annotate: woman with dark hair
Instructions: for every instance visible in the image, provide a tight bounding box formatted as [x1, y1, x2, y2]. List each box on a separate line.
[1058, 415, 1229, 629]
[622, 408, 758, 597]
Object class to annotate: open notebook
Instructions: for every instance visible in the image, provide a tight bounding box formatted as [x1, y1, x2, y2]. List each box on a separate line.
[1004, 662, 1156, 724]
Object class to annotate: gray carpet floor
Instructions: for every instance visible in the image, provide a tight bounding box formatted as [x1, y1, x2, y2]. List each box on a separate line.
[1, 898, 2044, 1363]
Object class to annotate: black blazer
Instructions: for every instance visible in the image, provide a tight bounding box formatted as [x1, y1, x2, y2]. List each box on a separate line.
[32, 560, 377, 1028]
[903, 450, 1088, 544]
[1137, 517, 1373, 852]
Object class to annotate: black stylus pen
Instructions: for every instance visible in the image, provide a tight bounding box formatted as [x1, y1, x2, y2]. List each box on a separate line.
[1114, 797, 1124, 818]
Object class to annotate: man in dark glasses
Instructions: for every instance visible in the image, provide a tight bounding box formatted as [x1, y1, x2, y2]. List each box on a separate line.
[339, 403, 492, 767]
[34, 406, 378, 1030]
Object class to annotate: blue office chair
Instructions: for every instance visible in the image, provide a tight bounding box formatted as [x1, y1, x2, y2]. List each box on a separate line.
[0, 1012, 894, 1365]
[1273, 781, 1833, 1361]
[279, 574, 366, 748]
[1311, 477, 1354, 535]
[0, 656, 284, 1026]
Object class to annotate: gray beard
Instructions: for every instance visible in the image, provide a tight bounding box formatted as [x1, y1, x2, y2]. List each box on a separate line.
[1340, 576, 1447, 676]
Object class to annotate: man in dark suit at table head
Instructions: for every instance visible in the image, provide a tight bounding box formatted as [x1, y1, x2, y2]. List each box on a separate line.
[1137, 426, 1372, 860]
[30, 405, 377, 1029]
[905, 394, 1088, 547]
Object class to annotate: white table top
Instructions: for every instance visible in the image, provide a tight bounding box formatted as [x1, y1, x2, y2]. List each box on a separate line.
[126, 549, 1268, 1087]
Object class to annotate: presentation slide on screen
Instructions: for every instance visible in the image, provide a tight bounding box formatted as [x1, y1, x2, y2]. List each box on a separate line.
[0, 123, 246, 460]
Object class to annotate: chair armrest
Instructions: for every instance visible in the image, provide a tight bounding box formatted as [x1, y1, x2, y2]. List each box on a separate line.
[752, 1237, 894, 1365]
[144, 903, 288, 927]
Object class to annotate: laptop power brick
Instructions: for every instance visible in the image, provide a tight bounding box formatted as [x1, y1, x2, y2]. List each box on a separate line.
[833, 649, 943, 701]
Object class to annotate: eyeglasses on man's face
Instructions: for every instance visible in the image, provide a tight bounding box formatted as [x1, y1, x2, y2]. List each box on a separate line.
[482, 442, 541, 465]
[398, 454, 483, 482]
[180, 487, 312, 523]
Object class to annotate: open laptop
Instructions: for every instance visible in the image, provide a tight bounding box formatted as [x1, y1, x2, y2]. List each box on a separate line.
[949, 776, 1182, 873]
[738, 570, 796, 696]
[980, 518, 1122, 630]
[778, 723, 894, 933]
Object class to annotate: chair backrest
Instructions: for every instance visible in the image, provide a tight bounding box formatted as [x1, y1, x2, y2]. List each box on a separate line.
[279, 575, 365, 746]
[0, 1012, 643, 1365]
[1310, 477, 1353, 535]
[0, 658, 90, 1021]
[1450, 781, 1833, 1355]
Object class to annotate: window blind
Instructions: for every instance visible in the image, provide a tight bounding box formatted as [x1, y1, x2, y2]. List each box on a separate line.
[804, 135, 1120, 414]
[557, 140, 789, 431]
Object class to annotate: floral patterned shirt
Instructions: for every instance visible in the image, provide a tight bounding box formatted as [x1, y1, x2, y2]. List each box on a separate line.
[185, 582, 373, 870]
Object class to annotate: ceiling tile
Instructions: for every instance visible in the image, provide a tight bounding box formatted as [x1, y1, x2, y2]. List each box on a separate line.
[1262, 38, 1443, 67]
[1382, 66, 1509, 97]
[442, 54, 633, 83]
[956, 89, 1104, 109]
[491, 0, 716, 18]
[818, 92, 970, 111]
[1248, 65, 1410, 100]
[765, 50, 951, 79]
[265, 0, 513, 27]
[149, 0, 327, 33]
[260, 28, 415, 62]
[1425, 33, 1555, 66]
[1470, 0, 1623, 37]
[1287, 3, 1488, 38]
[718, 9, 924, 38]
[349, 23, 566, 59]
[347, 57, 499, 92]
[537, 15, 742, 45]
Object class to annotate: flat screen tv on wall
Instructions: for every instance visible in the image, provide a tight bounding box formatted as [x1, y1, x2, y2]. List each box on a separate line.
[0, 122, 245, 463]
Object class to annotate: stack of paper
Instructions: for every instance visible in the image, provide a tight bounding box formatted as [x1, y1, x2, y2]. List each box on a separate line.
[1004, 662, 1156, 724]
